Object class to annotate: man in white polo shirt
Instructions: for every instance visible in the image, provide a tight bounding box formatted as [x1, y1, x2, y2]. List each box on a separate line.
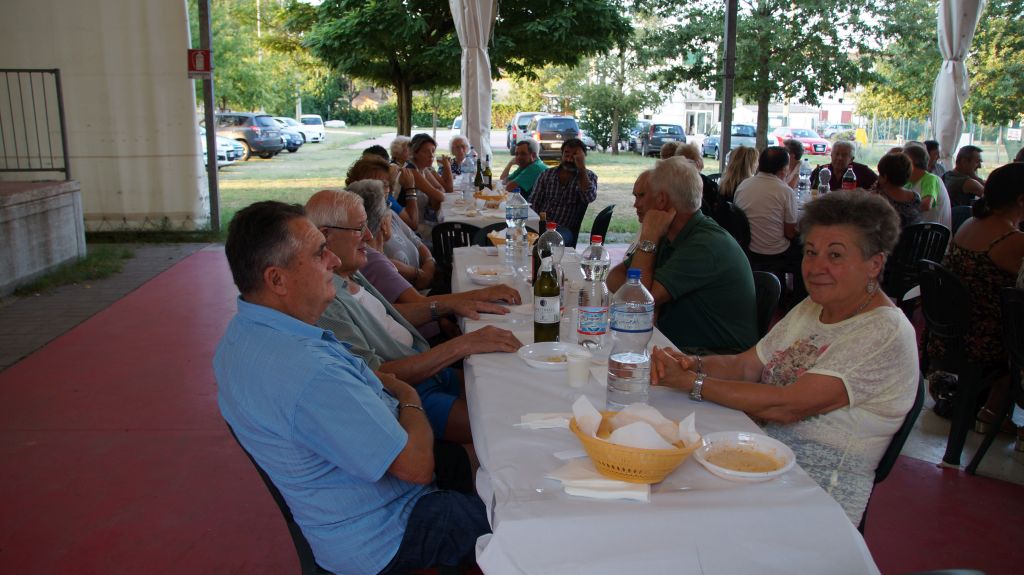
[734, 146, 803, 300]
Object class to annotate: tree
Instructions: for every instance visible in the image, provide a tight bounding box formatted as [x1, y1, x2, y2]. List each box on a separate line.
[858, 0, 1024, 129]
[964, 0, 1024, 127]
[576, 49, 663, 153]
[856, 0, 939, 120]
[641, 0, 880, 149]
[298, 0, 631, 135]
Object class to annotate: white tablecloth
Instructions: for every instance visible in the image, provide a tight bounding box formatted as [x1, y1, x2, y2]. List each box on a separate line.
[452, 248, 880, 575]
[438, 192, 540, 231]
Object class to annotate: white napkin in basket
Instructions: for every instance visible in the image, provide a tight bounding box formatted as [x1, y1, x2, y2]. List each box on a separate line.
[571, 396, 603, 437]
[546, 459, 650, 502]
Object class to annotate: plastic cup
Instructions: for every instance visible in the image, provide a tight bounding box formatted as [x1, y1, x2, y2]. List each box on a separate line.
[567, 348, 593, 388]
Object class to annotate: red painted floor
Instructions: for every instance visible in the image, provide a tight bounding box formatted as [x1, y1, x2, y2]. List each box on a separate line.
[1, 246, 1020, 574]
[0, 249, 296, 574]
[864, 456, 1024, 575]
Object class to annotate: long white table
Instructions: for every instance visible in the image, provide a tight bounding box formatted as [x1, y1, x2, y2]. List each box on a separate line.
[452, 247, 880, 575]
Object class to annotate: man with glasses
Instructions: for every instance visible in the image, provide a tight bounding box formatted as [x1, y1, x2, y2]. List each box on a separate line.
[307, 185, 522, 444]
[214, 201, 489, 575]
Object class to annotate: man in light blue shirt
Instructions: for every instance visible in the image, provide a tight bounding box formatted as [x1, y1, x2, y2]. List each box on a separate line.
[214, 201, 488, 575]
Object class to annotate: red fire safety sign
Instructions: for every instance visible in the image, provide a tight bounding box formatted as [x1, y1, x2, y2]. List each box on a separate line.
[188, 50, 212, 79]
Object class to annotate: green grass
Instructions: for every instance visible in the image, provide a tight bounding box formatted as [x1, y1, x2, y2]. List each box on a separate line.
[13, 245, 135, 296]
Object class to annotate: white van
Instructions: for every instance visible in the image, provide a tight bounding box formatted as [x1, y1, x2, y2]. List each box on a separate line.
[298, 114, 326, 143]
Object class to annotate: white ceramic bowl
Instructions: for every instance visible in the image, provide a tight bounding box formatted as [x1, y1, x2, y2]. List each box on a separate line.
[517, 341, 589, 370]
[466, 264, 515, 285]
[693, 431, 796, 482]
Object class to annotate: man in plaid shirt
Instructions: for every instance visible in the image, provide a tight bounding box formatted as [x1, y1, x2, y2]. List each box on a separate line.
[529, 138, 598, 245]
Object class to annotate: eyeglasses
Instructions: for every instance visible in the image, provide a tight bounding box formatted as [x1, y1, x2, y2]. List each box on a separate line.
[323, 223, 368, 235]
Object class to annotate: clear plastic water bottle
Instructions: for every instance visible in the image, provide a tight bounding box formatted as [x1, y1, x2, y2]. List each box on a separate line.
[606, 268, 655, 410]
[533, 222, 565, 285]
[504, 189, 530, 268]
[577, 235, 611, 353]
[817, 166, 832, 198]
[797, 157, 812, 201]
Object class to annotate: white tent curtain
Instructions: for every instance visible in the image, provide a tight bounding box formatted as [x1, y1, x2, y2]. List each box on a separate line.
[931, 0, 986, 167]
[449, 0, 497, 162]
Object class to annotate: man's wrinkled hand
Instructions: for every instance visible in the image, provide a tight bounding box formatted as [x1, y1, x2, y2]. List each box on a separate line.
[450, 299, 510, 320]
[640, 208, 676, 241]
[472, 284, 522, 305]
[457, 325, 523, 355]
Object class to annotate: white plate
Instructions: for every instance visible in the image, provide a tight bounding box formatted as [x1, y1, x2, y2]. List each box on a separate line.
[693, 431, 796, 482]
[466, 264, 515, 285]
[517, 341, 588, 370]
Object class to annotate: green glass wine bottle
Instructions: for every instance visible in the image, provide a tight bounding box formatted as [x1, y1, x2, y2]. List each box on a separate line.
[534, 255, 561, 343]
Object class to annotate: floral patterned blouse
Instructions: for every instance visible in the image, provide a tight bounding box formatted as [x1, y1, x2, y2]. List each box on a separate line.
[927, 232, 1019, 368]
[755, 298, 919, 524]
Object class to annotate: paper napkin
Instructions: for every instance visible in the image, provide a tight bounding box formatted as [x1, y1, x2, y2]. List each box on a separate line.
[546, 459, 650, 502]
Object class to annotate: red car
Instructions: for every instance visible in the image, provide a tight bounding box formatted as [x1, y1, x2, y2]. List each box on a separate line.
[770, 127, 832, 155]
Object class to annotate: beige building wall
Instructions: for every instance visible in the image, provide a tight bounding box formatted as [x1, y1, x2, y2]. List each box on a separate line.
[0, 0, 208, 231]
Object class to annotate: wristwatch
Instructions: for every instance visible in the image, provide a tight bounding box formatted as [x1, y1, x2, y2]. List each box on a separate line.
[637, 239, 657, 254]
[429, 301, 440, 321]
[690, 372, 706, 402]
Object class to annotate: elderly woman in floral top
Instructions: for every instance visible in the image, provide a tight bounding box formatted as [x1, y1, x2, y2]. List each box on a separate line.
[651, 191, 919, 525]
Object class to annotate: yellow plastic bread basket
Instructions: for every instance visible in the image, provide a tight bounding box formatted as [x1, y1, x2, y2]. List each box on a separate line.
[569, 412, 700, 484]
[487, 230, 539, 247]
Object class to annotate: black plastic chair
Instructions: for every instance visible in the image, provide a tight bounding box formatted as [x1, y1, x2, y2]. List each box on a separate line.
[431, 222, 480, 294]
[918, 259, 987, 467]
[752, 271, 781, 339]
[882, 222, 951, 313]
[226, 424, 333, 575]
[586, 204, 615, 242]
[858, 374, 926, 533]
[966, 288, 1024, 474]
[951, 205, 972, 235]
[710, 201, 751, 253]
[707, 172, 721, 186]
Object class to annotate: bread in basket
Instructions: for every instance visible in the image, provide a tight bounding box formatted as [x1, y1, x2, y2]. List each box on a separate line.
[569, 411, 700, 484]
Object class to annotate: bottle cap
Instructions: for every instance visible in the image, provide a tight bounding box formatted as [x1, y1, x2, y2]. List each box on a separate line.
[546, 222, 557, 230]
[590, 234, 603, 244]
[627, 268, 641, 280]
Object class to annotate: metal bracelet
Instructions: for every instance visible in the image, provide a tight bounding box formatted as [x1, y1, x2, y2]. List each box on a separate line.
[398, 403, 425, 413]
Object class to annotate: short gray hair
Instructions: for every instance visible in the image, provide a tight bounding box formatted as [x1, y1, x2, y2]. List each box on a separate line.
[390, 136, 411, 160]
[450, 134, 469, 150]
[516, 137, 540, 157]
[346, 179, 389, 236]
[305, 189, 364, 229]
[674, 143, 704, 170]
[648, 156, 702, 213]
[832, 140, 855, 155]
[800, 190, 901, 257]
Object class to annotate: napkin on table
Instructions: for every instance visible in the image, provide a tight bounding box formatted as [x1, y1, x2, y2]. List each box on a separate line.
[546, 459, 650, 502]
[516, 412, 572, 430]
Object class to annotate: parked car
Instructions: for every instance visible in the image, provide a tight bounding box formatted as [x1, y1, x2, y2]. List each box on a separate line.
[820, 123, 854, 139]
[640, 123, 686, 157]
[324, 119, 347, 128]
[199, 127, 236, 169]
[579, 130, 598, 151]
[212, 112, 284, 160]
[451, 116, 462, 131]
[281, 130, 303, 153]
[506, 111, 544, 150]
[272, 117, 305, 153]
[628, 119, 652, 152]
[770, 127, 831, 155]
[298, 114, 327, 143]
[524, 115, 582, 160]
[701, 123, 757, 160]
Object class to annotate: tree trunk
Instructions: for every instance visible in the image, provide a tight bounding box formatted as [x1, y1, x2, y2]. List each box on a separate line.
[756, 93, 770, 150]
[611, 108, 621, 155]
[395, 80, 413, 136]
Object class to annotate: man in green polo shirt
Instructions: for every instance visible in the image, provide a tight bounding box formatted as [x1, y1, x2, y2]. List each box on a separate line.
[500, 138, 548, 201]
[607, 158, 758, 354]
